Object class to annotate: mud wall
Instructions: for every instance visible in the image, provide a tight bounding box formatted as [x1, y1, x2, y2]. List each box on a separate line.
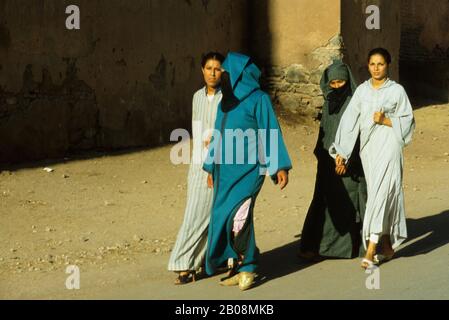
[341, 0, 401, 85]
[400, 0, 449, 101]
[0, 0, 248, 163]
[3, 0, 437, 164]
[249, 0, 342, 118]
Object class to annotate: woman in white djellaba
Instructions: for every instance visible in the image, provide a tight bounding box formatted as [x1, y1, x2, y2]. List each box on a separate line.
[329, 48, 415, 269]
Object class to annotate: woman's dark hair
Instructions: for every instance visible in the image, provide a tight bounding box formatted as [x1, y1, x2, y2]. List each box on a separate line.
[201, 52, 225, 68]
[367, 48, 392, 64]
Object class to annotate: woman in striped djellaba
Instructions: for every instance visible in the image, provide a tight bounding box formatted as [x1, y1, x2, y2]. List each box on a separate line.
[168, 52, 225, 284]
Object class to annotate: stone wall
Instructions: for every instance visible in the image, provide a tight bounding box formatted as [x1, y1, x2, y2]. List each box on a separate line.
[262, 35, 343, 118]
[249, 0, 342, 118]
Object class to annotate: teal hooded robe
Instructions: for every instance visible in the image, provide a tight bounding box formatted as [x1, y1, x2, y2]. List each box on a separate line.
[203, 52, 292, 275]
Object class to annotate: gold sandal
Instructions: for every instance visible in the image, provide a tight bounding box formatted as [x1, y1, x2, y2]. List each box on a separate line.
[238, 272, 255, 291]
[220, 273, 240, 286]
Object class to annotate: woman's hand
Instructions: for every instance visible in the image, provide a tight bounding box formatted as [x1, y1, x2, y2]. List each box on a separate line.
[336, 154, 346, 166]
[335, 164, 347, 176]
[276, 170, 289, 190]
[374, 110, 392, 127]
[374, 111, 393, 127]
[373, 111, 386, 125]
[335, 154, 347, 176]
[207, 174, 213, 189]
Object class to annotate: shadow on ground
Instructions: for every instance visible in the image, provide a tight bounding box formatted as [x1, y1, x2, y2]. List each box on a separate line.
[252, 239, 321, 288]
[253, 209, 449, 288]
[396, 210, 449, 257]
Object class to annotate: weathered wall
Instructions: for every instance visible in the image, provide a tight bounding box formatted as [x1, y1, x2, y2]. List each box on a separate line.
[4, 0, 442, 164]
[341, 0, 401, 84]
[400, 0, 449, 101]
[0, 0, 248, 163]
[249, 0, 342, 118]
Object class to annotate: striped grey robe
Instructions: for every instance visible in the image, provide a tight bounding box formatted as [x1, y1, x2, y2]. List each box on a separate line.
[168, 87, 221, 272]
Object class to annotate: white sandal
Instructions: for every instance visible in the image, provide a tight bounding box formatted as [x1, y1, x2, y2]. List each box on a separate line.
[361, 258, 378, 269]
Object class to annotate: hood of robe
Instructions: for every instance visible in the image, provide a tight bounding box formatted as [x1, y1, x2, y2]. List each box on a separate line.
[222, 52, 261, 102]
[367, 77, 395, 90]
[320, 60, 357, 99]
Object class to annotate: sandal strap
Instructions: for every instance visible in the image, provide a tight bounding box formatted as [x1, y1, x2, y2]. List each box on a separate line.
[175, 272, 194, 285]
[362, 258, 373, 265]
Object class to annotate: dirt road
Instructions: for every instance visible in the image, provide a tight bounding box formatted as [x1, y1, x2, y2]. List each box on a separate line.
[1, 103, 448, 299]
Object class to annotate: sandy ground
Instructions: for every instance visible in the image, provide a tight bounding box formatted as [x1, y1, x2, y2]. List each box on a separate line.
[0, 103, 448, 300]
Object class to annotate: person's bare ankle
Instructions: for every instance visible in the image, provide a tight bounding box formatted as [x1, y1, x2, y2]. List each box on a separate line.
[365, 246, 376, 261]
[365, 252, 375, 261]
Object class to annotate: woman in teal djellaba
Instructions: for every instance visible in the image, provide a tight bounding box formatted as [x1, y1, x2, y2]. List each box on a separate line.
[203, 52, 292, 291]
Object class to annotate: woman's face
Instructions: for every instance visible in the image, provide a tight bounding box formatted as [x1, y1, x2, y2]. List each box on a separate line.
[202, 59, 223, 89]
[329, 79, 347, 89]
[368, 54, 389, 81]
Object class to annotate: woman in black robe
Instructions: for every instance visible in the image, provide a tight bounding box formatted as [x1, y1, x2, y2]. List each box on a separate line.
[299, 60, 367, 260]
